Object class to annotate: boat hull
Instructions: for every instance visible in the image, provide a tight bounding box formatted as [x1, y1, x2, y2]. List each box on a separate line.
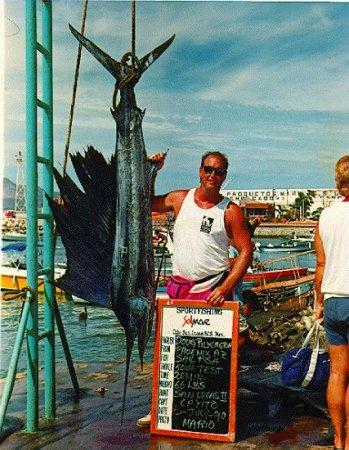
[243, 267, 308, 288]
[2, 234, 27, 242]
[1, 266, 65, 293]
[259, 245, 311, 252]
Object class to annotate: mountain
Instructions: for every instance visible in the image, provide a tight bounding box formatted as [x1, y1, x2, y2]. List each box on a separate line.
[2, 178, 54, 211]
[3, 178, 16, 210]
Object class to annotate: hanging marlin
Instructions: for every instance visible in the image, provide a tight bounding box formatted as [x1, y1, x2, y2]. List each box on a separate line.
[48, 25, 175, 418]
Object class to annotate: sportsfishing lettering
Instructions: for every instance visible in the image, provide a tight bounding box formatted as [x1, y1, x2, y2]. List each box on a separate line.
[200, 216, 214, 233]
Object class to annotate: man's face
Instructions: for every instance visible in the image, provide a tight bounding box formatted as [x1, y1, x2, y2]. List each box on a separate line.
[199, 155, 227, 189]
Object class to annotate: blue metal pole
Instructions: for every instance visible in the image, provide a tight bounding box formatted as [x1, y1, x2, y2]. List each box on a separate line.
[41, 0, 55, 420]
[25, 0, 39, 432]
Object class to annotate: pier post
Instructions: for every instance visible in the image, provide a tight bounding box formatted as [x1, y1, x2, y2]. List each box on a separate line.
[41, 0, 56, 420]
[25, 0, 39, 432]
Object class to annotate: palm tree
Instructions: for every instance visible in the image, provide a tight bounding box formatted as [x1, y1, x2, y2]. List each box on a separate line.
[312, 206, 324, 220]
[291, 190, 315, 220]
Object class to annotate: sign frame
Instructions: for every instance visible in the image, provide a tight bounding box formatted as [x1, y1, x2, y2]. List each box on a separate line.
[150, 299, 239, 442]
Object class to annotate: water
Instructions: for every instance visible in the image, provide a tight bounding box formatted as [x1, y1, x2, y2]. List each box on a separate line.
[0, 237, 315, 379]
[1, 237, 156, 379]
[0, 297, 156, 379]
[254, 238, 316, 270]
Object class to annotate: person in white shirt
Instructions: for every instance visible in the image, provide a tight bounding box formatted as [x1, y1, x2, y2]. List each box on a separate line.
[150, 151, 253, 305]
[315, 155, 349, 450]
[137, 151, 253, 428]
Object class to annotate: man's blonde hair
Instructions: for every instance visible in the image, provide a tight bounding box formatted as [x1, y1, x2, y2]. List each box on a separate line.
[335, 155, 349, 197]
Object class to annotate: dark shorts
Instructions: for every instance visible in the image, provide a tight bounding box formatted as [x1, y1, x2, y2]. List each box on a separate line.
[324, 297, 349, 345]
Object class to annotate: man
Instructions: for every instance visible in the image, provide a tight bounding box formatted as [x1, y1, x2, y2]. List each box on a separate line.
[137, 151, 253, 428]
[150, 151, 253, 305]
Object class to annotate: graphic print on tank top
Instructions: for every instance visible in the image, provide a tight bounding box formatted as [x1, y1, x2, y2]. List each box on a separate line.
[200, 216, 214, 234]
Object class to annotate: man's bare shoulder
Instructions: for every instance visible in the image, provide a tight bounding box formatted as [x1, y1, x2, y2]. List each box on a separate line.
[170, 189, 190, 200]
[225, 199, 241, 211]
[225, 200, 244, 220]
[169, 189, 189, 211]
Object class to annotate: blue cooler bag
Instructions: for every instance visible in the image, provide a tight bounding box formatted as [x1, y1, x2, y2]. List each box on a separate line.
[281, 321, 330, 391]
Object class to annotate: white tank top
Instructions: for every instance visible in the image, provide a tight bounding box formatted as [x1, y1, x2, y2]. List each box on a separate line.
[172, 189, 231, 292]
[319, 202, 349, 299]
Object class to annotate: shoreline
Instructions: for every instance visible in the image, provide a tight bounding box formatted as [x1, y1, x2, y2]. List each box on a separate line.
[254, 221, 316, 238]
[2, 217, 317, 240]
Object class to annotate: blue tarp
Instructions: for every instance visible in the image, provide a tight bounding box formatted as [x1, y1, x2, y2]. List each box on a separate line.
[1, 243, 27, 252]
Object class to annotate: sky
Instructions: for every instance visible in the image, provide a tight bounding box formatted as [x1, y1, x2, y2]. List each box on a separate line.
[3, 0, 349, 195]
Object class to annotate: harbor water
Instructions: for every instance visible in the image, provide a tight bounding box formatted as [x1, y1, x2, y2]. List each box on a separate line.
[0, 238, 316, 380]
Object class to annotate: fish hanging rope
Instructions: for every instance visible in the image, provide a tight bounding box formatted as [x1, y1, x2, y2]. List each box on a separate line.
[62, 0, 88, 178]
[132, 0, 136, 58]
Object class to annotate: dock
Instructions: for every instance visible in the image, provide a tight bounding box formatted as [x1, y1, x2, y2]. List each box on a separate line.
[0, 360, 334, 449]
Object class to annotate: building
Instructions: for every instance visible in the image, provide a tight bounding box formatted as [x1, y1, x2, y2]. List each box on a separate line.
[239, 200, 271, 219]
[221, 188, 342, 217]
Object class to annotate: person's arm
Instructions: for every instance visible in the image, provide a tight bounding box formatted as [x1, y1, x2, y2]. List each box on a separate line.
[228, 241, 238, 268]
[314, 221, 325, 320]
[149, 152, 173, 213]
[207, 204, 253, 306]
[148, 152, 188, 215]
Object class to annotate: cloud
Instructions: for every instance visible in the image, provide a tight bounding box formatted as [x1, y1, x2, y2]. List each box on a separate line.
[3, 1, 349, 192]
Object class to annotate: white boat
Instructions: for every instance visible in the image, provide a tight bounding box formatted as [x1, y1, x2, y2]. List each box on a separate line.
[291, 236, 314, 246]
[2, 232, 27, 242]
[256, 240, 312, 253]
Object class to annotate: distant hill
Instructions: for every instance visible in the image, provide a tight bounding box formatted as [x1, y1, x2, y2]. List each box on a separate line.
[3, 178, 16, 210]
[2, 177, 57, 211]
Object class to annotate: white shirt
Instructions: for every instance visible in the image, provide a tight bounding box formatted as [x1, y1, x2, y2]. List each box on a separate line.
[172, 189, 230, 292]
[319, 202, 349, 299]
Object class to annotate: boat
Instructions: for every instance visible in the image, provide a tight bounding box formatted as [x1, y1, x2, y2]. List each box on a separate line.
[2, 232, 44, 243]
[291, 235, 314, 247]
[243, 247, 312, 288]
[153, 226, 173, 255]
[2, 232, 27, 242]
[242, 250, 315, 312]
[255, 240, 312, 253]
[243, 267, 308, 290]
[1, 243, 65, 294]
[1, 266, 66, 294]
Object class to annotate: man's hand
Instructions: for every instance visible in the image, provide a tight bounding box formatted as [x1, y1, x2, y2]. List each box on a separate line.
[315, 303, 324, 321]
[148, 152, 166, 172]
[206, 285, 231, 307]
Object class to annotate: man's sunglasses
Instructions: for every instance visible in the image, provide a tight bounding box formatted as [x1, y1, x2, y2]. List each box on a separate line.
[202, 165, 227, 176]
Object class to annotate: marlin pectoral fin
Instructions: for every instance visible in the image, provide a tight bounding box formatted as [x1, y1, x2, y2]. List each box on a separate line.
[69, 24, 121, 80]
[138, 34, 175, 75]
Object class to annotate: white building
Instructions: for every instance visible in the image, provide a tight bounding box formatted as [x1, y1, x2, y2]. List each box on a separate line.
[221, 188, 342, 213]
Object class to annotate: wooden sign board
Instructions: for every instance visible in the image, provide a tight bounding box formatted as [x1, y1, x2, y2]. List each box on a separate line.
[150, 299, 239, 442]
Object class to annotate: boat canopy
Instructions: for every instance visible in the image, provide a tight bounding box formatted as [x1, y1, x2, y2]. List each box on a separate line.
[1, 243, 27, 252]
